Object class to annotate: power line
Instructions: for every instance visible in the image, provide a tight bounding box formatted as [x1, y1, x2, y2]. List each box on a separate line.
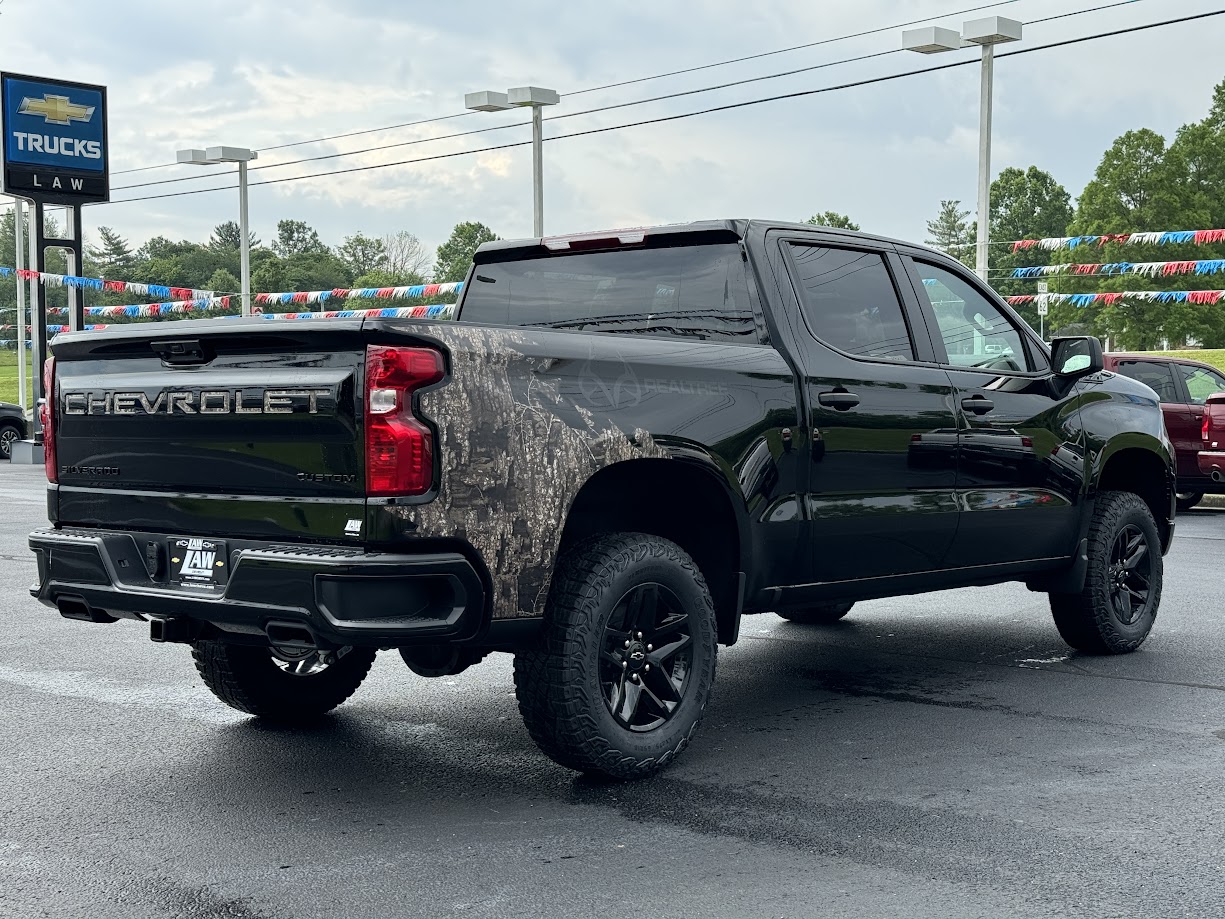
[110, 0, 1027, 177]
[109, 0, 1158, 194]
[103, 7, 1223, 207]
[112, 47, 899, 192]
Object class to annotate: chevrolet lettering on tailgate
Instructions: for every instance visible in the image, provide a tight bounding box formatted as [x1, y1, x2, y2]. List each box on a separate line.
[62, 388, 332, 415]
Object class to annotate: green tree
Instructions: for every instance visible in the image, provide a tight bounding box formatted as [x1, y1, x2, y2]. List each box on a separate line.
[338, 232, 387, 278]
[925, 200, 973, 262]
[433, 221, 499, 283]
[273, 220, 327, 258]
[1072, 129, 1183, 233]
[208, 220, 260, 253]
[805, 211, 860, 230]
[986, 166, 1073, 323]
[86, 226, 136, 278]
[206, 268, 241, 295]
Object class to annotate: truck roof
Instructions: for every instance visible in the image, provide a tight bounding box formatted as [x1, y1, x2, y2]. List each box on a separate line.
[473, 219, 945, 262]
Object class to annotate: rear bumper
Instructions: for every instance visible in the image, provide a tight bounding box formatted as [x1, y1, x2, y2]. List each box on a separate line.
[1197, 451, 1225, 483]
[29, 526, 489, 648]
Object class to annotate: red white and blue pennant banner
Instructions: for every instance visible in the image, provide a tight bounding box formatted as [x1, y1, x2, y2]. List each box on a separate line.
[0, 266, 213, 300]
[1010, 229, 1225, 253]
[1007, 290, 1225, 307]
[1010, 259, 1225, 279]
[44, 298, 232, 316]
[253, 281, 463, 305]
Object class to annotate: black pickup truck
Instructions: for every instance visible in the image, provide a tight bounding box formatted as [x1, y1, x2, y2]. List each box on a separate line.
[30, 220, 1176, 779]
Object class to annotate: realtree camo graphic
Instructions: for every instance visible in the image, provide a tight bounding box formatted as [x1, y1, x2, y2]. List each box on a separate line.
[407, 324, 666, 619]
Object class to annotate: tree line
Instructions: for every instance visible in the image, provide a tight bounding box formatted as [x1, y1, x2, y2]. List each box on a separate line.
[0, 217, 499, 317]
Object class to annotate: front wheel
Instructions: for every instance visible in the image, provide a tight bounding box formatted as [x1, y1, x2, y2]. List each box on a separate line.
[514, 533, 717, 780]
[1049, 491, 1162, 654]
[1175, 491, 1203, 512]
[192, 641, 376, 721]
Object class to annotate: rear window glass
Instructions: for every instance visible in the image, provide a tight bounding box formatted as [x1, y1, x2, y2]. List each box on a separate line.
[458, 244, 758, 342]
[1115, 360, 1179, 402]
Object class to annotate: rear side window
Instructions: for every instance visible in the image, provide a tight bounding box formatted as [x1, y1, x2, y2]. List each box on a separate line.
[1176, 364, 1225, 404]
[458, 244, 757, 342]
[1115, 360, 1179, 402]
[786, 244, 914, 361]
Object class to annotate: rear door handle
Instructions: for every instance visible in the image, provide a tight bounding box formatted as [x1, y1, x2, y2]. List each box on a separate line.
[817, 390, 860, 410]
[961, 395, 994, 415]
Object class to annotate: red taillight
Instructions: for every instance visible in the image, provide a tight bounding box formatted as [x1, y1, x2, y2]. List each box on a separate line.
[40, 357, 56, 483]
[364, 346, 445, 497]
[1205, 411, 1213, 444]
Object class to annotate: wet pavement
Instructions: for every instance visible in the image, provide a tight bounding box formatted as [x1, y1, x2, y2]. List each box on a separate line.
[2, 462, 1223, 918]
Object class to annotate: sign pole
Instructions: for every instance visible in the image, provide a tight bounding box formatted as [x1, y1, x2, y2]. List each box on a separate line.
[14, 198, 26, 413]
[31, 201, 46, 437]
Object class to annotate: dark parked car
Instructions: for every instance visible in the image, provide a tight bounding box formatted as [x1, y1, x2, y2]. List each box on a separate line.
[0, 401, 28, 460]
[29, 220, 1176, 779]
[1103, 353, 1225, 510]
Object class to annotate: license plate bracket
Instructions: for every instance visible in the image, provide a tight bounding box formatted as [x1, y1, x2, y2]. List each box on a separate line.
[167, 537, 229, 590]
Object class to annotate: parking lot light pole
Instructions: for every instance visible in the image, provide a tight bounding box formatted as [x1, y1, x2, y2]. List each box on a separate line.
[465, 86, 560, 237]
[176, 146, 258, 316]
[902, 17, 1022, 282]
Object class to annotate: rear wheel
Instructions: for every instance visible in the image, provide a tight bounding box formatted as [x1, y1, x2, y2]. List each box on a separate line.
[1175, 491, 1203, 512]
[776, 602, 855, 624]
[514, 533, 717, 780]
[192, 641, 376, 721]
[1049, 491, 1162, 654]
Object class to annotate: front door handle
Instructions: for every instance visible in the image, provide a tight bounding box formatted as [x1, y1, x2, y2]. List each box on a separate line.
[961, 395, 995, 415]
[818, 390, 860, 410]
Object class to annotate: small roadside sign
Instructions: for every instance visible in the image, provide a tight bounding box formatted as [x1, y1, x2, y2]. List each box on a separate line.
[1036, 281, 1049, 293]
[1037, 303, 1049, 316]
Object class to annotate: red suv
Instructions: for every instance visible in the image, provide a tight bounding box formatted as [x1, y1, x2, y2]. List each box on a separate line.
[1104, 353, 1225, 510]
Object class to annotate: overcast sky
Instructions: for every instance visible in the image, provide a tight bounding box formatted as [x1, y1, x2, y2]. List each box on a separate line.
[2, 0, 1223, 266]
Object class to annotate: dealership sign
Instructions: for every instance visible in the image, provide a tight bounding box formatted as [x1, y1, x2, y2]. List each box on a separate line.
[1, 72, 109, 204]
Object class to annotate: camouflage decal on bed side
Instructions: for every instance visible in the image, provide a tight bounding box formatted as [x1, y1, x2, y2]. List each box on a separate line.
[408, 324, 666, 619]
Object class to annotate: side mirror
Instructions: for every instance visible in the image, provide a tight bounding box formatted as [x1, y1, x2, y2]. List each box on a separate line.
[1050, 336, 1104, 378]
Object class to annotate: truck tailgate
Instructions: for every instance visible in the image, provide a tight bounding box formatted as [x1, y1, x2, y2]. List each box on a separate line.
[50, 320, 373, 543]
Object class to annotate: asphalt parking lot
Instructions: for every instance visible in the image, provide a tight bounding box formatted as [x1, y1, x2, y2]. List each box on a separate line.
[1, 462, 1223, 919]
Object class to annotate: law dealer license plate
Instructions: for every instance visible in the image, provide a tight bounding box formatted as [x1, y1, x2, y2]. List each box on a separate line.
[168, 537, 229, 590]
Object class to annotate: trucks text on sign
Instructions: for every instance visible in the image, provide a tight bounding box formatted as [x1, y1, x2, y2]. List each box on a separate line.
[1, 72, 109, 204]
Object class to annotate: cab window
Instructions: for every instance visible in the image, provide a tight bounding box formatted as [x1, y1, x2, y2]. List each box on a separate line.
[912, 262, 1034, 373]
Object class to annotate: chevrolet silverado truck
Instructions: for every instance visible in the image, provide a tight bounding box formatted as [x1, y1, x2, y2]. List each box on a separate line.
[30, 220, 1176, 779]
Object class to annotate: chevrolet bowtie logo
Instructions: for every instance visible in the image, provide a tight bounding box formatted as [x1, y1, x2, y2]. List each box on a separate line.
[18, 94, 94, 126]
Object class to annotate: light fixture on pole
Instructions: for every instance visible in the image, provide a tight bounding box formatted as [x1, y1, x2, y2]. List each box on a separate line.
[902, 16, 1022, 282]
[465, 86, 560, 237]
[176, 145, 258, 315]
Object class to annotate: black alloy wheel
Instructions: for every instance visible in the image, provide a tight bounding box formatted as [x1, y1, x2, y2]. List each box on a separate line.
[600, 583, 693, 733]
[514, 533, 717, 779]
[1107, 524, 1153, 627]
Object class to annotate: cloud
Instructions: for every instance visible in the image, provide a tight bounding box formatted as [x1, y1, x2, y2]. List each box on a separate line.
[1, 0, 1222, 263]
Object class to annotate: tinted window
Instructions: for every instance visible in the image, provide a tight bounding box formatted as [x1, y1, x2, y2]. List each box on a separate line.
[458, 244, 757, 342]
[1116, 360, 1179, 402]
[786, 244, 914, 361]
[913, 262, 1033, 372]
[1176, 364, 1225, 404]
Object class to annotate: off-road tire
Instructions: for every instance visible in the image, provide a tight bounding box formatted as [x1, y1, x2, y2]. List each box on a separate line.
[1175, 491, 1203, 512]
[1049, 491, 1162, 654]
[192, 641, 376, 721]
[776, 602, 855, 624]
[514, 533, 717, 780]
